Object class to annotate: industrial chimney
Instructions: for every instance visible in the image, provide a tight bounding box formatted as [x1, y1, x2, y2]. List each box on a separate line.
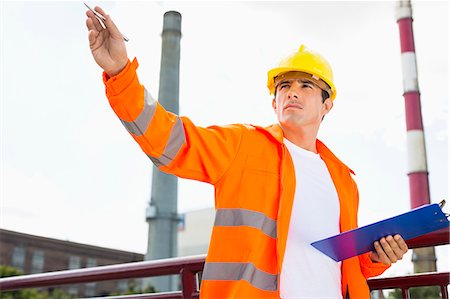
[145, 10, 182, 291]
[395, 0, 437, 272]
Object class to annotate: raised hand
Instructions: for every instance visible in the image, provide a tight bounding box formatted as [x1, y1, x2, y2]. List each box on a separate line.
[85, 6, 128, 77]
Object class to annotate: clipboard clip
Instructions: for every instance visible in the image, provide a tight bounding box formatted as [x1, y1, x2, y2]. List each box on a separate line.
[439, 200, 449, 218]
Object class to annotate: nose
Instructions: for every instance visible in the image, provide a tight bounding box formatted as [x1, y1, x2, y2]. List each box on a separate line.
[287, 83, 300, 100]
[287, 92, 298, 100]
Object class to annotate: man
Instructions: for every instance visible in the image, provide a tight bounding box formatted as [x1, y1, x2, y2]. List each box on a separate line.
[86, 6, 408, 299]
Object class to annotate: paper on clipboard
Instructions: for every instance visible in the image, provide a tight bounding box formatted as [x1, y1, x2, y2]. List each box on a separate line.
[311, 202, 450, 262]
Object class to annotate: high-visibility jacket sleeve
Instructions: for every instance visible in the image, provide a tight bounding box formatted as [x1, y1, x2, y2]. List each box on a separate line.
[358, 252, 390, 278]
[103, 58, 243, 184]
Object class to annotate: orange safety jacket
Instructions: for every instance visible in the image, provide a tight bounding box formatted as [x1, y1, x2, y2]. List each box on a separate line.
[103, 58, 390, 299]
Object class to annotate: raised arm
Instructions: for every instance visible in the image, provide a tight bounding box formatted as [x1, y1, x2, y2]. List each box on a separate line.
[86, 7, 243, 185]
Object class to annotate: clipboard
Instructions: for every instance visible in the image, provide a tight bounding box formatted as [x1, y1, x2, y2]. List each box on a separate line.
[311, 202, 450, 262]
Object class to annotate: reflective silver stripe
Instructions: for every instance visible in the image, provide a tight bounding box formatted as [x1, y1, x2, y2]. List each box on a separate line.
[202, 262, 278, 292]
[148, 156, 164, 168]
[121, 89, 156, 136]
[163, 117, 185, 162]
[147, 117, 186, 167]
[214, 208, 277, 239]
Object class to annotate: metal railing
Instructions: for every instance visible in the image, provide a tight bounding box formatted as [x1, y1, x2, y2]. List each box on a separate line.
[0, 255, 205, 299]
[368, 227, 449, 298]
[369, 272, 449, 299]
[0, 228, 448, 299]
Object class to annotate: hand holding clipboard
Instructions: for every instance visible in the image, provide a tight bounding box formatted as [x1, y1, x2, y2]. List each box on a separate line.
[311, 201, 449, 262]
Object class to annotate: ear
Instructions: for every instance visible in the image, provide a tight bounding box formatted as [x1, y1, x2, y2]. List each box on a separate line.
[322, 98, 333, 116]
[272, 98, 277, 111]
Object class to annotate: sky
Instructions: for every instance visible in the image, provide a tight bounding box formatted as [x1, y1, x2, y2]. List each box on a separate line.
[1, 1, 448, 278]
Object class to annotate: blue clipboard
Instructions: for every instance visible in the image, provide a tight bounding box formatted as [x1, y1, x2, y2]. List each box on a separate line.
[311, 203, 450, 262]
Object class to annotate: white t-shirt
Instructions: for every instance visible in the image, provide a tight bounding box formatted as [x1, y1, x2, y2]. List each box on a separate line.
[280, 138, 343, 299]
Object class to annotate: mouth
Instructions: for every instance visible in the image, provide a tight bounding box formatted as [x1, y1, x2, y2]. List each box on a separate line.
[284, 104, 303, 110]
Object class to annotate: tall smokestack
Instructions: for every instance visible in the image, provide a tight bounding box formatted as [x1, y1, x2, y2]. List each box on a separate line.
[395, 0, 436, 272]
[145, 10, 182, 291]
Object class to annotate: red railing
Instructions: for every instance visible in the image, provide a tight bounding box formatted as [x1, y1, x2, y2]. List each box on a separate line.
[369, 272, 449, 299]
[367, 227, 449, 298]
[0, 255, 205, 299]
[0, 228, 448, 299]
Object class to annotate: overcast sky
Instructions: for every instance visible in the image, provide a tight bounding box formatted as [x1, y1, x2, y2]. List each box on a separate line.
[1, 1, 448, 278]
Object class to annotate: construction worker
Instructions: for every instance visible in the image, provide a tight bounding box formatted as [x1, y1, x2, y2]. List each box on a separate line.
[86, 6, 408, 299]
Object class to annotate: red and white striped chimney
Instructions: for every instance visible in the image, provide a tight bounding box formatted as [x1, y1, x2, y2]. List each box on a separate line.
[395, 0, 437, 272]
[395, 0, 430, 209]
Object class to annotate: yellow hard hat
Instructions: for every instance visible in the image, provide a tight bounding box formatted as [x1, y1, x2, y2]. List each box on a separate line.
[267, 45, 336, 100]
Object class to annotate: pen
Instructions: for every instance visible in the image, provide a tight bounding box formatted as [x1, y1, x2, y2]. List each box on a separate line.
[84, 2, 129, 42]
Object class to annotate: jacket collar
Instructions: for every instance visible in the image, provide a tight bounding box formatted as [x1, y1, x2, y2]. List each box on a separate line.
[265, 123, 284, 144]
[263, 123, 354, 174]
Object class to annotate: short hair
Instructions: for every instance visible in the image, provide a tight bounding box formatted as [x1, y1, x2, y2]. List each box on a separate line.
[321, 89, 329, 103]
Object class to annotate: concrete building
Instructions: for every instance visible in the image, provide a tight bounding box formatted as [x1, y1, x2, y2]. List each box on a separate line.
[0, 229, 144, 297]
[0, 208, 214, 295]
[177, 208, 215, 257]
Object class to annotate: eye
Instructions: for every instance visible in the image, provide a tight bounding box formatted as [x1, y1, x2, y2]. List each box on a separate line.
[279, 83, 290, 89]
[302, 83, 313, 89]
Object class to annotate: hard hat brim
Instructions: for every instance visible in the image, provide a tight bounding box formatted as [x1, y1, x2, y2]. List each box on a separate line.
[267, 67, 336, 100]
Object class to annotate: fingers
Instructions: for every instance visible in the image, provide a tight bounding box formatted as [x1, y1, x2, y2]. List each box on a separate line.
[381, 236, 400, 262]
[93, 6, 123, 41]
[369, 250, 380, 263]
[86, 11, 104, 47]
[86, 17, 99, 34]
[93, 6, 107, 18]
[87, 29, 98, 46]
[86, 17, 102, 47]
[86, 10, 105, 32]
[394, 234, 409, 252]
[374, 240, 391, 265]
[373, 235, 409, 265]
[385, 235, 409, 260]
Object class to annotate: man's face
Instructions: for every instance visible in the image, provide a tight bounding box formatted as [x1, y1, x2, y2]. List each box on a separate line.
[272, 72, 332, 130]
